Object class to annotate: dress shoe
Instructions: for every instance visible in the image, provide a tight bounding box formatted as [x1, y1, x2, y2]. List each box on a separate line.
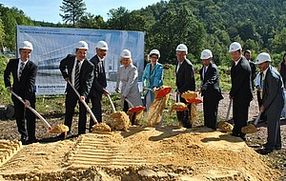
[257, 148, 273, 155]
[25, 138, 38, 145]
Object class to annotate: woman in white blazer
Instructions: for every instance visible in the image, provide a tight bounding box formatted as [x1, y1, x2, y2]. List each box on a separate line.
[115, 49, 143, 121]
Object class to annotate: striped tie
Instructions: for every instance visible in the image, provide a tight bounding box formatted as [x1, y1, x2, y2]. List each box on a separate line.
[18, 62, 25, 80]
[74, 61, 80, 90]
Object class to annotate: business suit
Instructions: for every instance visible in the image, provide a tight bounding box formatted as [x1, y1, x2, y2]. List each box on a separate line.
[262, 66, 284, 150]
[200, 63, 223, 130]
[230, 56, 253, 138]
[176, 59, 196, 128]
[249, 60, 256, 90]
[88, 55, 107, 127]
[59, 54, 94, 135]
[4, 58, 37, 142]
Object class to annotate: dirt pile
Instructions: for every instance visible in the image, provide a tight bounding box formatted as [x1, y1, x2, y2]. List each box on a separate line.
[0, 127, 281, 180]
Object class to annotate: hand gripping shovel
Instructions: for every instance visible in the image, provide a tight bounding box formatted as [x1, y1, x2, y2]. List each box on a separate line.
[217, 99, 233, 132]
[11, 91, 69, 134]
[241, 112, 262, 134]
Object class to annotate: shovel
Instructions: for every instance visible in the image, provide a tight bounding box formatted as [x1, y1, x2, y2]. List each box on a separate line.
[67, 81, 111, 133]
[106, 94, 130, 131]
[241, 112, 262, 134]
[217, 99, 233, 132]
[11, 91, 68, 134]
[67, 81, 98, 124]
[145, 86, 172, 99]
[125, 98, 145, 113]
[171, 92, 188, 112]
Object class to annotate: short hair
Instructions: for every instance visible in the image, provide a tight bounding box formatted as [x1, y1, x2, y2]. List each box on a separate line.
[244, 50, 251, 55]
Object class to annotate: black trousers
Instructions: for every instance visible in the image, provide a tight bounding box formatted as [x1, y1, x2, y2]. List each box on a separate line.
[65, 91, 87, 135]
[12, 95, 36, 141]
[203, 96, 219, 130]
[176, 96, 192, 128]
[123, 100, 136, 125]
[90, 93, 103, 130]
[232, 99, 250, 138]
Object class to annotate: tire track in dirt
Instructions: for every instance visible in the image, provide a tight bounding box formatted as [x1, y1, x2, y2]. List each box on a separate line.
[67, 133, 151, 168]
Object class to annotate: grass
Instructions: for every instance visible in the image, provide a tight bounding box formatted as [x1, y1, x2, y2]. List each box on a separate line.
[0, 55, 231, 126]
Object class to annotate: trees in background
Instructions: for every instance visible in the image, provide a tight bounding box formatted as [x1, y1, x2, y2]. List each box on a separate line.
[1, 0, 286, 65]
[60, 0, 86, 26]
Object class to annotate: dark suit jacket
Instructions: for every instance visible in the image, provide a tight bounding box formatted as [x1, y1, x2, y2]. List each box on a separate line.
[262, 66, 284, 113]
[89, 55, 107, 96]
[230, 57, 253, 103]
[176, 59, 196, 93]
[59, 54, 94, 98]
[200, 63, 223, 100]
[4, 58, 37, 101]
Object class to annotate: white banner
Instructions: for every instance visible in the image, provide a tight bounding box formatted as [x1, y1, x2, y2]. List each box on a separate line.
[17, 25, 145, 95]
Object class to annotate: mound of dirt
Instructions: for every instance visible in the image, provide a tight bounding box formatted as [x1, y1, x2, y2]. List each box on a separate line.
[107, 111, 130, 131]
[0, 127, 281, 180]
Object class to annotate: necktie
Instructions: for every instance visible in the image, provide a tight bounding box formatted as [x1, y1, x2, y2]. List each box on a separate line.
[99, 61, 103, 73]
[203, 67, 207, 80]
[18, 62, 25, 80]
[176, 62, 181, 73]
[74, 60, 80, 90]
[261, 72, 264, 88]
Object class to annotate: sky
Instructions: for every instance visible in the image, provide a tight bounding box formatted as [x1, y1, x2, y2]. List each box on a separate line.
[0, 0, 166, 23]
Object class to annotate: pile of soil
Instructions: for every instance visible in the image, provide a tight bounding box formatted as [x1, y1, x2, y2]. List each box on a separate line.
[0, 127, 281, 180]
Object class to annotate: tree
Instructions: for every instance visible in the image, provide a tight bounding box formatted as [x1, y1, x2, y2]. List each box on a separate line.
[0, 18, 5, 51]
[148, 6, 207, 64]
[78, 13, 105, 29]
[272, 28, 286, 53]
[59, 0, 86, 26]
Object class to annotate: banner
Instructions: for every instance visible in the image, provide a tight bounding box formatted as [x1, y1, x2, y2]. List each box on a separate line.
[17, 25, 145, 95]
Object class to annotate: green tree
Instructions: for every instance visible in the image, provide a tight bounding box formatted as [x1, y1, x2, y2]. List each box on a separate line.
[0, 18, 5, 51]
[148, 6, 206, 64]
[272, 28, 286, 53]
[59, 0, 86, 26]
[78, 13, 105, 29]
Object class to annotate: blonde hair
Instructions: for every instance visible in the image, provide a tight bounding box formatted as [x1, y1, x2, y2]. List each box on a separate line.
[120, 57, 132, 65]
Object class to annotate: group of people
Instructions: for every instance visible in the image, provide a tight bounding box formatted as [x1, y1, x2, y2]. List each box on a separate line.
[3, 40, 285, 154]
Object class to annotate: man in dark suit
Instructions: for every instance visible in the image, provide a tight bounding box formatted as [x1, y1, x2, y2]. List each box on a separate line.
[59, 41, 94, 137]
[229, 42, 253, 140]
[244, 50, 256, 90]
[4, 41, 37, 144]
[199, 49, 223, 130]
[88, 41, 109, 130]
[175, 44, 196, 128]
[255, 52, 284, 154]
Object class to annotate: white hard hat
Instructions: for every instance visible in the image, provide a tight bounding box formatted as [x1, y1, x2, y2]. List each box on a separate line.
[121, 49, 131, 58]
[149, 49, 160, 58]
[19, 41, 33, 51]
[229, 42, 242, 53]
[96, 40, 108, 50]
[76, 41, 88, 50]
[176, 44, 188, 54]
[200, 49, 213, 59]
[255, 52, 271, 65]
